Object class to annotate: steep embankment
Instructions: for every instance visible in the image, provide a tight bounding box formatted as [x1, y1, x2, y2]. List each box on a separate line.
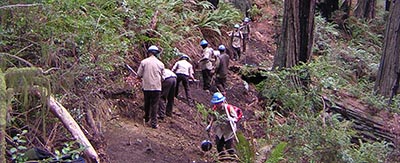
[103, 1, 279, 163]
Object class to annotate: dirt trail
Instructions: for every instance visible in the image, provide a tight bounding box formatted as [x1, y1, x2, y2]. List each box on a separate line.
[104, 2, 278, 163]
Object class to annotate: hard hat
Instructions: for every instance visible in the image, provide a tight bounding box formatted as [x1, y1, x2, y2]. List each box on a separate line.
[200, 40, 208, 46]
[148, 45, 159, 52]
[211, 92, 225, 104]
[218, 45, 226, 51]
[234, 24, 240, 28]
[201, 140, 212, 152]
[244, 17, 250, 23]
[180, 54, 190, 60]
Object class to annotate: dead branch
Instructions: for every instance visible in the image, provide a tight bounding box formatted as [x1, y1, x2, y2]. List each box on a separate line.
[0, 52, 34, 67]
[48, 96, 100, 162]
[0, 4, 42, 9]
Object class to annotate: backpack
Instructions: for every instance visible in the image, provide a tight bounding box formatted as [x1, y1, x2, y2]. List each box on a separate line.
[225, 104, 243, 122]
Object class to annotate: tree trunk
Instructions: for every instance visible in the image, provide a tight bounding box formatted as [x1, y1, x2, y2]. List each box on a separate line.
[385, 0, 391, 11]
[273, 0, 316, 87]
[340, 0, 352, 17]
[0, 71, 6, 163]
[354, 0, 376, 20]
[374, 1, 400, 99]
[316, 0, 339, 21]
[48, 96, 100, 163]
[322, 95, 400, 145]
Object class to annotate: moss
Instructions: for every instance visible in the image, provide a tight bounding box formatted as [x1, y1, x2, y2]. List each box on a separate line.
[0, 70, 7, 163]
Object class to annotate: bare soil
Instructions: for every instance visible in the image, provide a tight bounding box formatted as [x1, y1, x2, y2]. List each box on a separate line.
[103, 2, 279, 163]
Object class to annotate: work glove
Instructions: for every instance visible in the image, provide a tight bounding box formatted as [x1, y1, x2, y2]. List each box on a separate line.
[205, 125, 211, 132]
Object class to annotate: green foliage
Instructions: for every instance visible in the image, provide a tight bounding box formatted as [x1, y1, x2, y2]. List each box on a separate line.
[51, 141, 85, 162]
[236, 132, 255, 163]
[9, 130, 29, 163]
[265, 141, 287, 163]
[195, 103, 211, 121]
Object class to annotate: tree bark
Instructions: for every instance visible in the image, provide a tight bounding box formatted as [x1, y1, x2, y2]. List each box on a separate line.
[385, 0, 391, 11]
[0, 71, 6, 163]
[273, 0, 316, 87]
[374, 1, 400, 98]
[48, 96, 100, 163]
[354, 0, 376, 20]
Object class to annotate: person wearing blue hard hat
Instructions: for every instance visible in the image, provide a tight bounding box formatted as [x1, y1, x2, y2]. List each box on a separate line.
[198, 39, 215, 92]
[206, 92, 243, 161]
[137, 45, 165, 129]
[213, 45, 230, 95]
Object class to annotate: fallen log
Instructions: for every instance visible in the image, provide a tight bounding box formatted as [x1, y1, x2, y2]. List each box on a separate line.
[322, 95, 400, 147]
[48, 96, 100, 162]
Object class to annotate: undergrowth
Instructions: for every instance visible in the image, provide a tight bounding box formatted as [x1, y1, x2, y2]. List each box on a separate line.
[255, 9, 398, 163]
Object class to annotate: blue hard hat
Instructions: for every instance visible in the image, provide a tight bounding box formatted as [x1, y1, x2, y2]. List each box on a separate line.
[201, 140, 212, 151]
[148, 45, 159, 52]
[218, 45, 226, 51]
[211, 92, 225, 104]
[200, 40, 208, 46]
[244, 17, 250, 22]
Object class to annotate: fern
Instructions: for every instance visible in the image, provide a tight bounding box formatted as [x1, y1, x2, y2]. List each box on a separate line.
[265, 142, 287, 163]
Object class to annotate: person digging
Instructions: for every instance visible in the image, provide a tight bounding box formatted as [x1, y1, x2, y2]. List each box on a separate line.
[206, 92, 243, 161]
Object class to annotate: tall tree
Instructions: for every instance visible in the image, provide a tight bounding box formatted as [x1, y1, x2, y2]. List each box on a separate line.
[385, 0, 391, 11]
[0, 70, 6, 163]
[354, 0, 376, 20]
[374, 1, 400, 100]
[274, 0, 316, 68]
[273, 0, 316, 88]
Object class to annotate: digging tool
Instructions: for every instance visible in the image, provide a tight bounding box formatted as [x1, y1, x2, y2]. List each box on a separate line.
[125, 64, 137, 76]
[224, 105, 239, 143]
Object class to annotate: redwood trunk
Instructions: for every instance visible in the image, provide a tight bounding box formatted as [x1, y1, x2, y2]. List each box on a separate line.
[374, 1, 400, 98]
[354, 0, 376, 20]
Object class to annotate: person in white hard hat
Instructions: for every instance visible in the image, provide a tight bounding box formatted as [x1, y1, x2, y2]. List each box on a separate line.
[230, 24, 243, 61]
[172, 54, 196, 106]
[137, 45, 164, 129]
[241, 17, 251, 53]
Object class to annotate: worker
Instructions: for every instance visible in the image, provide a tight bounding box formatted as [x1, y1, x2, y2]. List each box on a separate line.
[159, 69, 177, 119]
[198, 40, 214, 92]
[241, 17, 251, 53]
[230, 24, 243, 61]
[172, 54, 196, 106]
[206, 92, 243, 160]
[137, 45, 164, 129]
[213, 45, 230, 95]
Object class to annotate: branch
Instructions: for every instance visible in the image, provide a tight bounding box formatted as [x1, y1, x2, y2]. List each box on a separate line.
[0, 4, 42, 9]
[0, 52, 34, 67]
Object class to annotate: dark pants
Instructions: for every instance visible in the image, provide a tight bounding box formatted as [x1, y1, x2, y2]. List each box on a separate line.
[160, 77, 176, 118]
[202, 69, 212, 90]
[175, 74, 192, 100]
[243, 34, 249, 52]
[215, 136, 234, 154]
[233, 47, 241, 60]
[143, 90, 161, 127]
[215, 77, 227, 94]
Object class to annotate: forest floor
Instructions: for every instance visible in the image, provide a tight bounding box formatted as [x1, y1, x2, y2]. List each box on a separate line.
[103, 1, 279, 163]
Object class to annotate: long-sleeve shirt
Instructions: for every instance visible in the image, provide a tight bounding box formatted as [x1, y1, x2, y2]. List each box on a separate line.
[162, 69, 177, 80]
[199, 47, 214, 70]
[137, 55, 164, 91]
[172, 60, 194, 79]
[214, 53, 230, 78]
